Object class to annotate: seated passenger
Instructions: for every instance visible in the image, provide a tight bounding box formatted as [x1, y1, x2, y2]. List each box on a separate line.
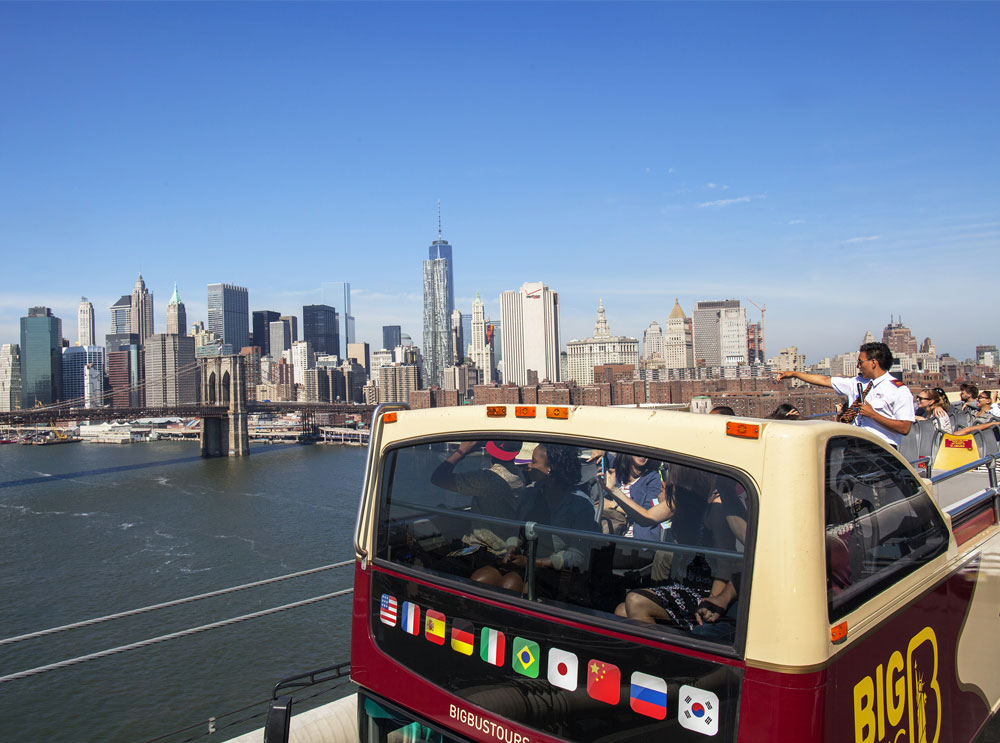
[430, 439, 524, 553]
[607, 464, 744, 630]
[768, 403, 801, 420]
[955, 391, 1000, 435]
[914, 388, 953, 433]
[958, 383, 980, 413]
[471, 443, 597, 593]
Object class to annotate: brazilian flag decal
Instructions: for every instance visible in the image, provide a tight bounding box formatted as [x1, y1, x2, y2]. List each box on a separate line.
[512, 637, 540, 678]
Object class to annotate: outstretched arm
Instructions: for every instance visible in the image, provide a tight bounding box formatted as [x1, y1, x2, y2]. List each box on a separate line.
[430, 440, 481, 492]
[775, 370, 833, 388]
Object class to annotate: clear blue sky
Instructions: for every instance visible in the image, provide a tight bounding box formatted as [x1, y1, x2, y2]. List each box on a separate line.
[2, 2, 997, 361]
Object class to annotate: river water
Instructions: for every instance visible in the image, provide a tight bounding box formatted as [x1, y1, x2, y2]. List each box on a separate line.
[0, 440, 366, 743]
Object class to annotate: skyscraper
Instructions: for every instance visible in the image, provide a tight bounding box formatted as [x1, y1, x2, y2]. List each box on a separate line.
[450, 309, 465, 365]
[342, 283, 355, 346]
[269, 320, 291, 357]
[78, 298, 95, 347]
[469, 293, 494, 383]
[692, 299, 747, 367]
[110, 295, 131, 334]
[20, 307, 62, 407]
[145, 333, 197, 405]
[166, 284, 187, 336]
[252, 310, 280, 357]
[642, 321, 664, 361]
[61, 345, 105, 405]
[499, 282, 561, 386]
[382, 325, 402, 351]
[303, 304, 340, 357]
[663, 299, 694, 369]
[129, 274, 154, 343]
[207, 283, 250, 352]
[279, 315, 298, 343]
[0, 344, 22, 411]
[422, 238, 453, 389]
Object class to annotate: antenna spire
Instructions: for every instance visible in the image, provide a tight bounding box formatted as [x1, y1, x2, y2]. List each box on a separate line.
[437, 200, 442, 241]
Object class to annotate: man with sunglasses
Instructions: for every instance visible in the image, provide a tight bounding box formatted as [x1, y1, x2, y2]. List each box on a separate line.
[776, 341, 914, 448]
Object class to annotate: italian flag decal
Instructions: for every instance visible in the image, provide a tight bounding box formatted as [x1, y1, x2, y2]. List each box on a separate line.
[480, 627, 506, 666]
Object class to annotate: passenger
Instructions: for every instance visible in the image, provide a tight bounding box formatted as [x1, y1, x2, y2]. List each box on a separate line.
[606, 464, 742, 630]
[777, 341, 914, 449]
[709, 405, 735, 416]
[430, 439, 524, 554]
[955, 391, 1000, 436]
[470, 443, 596, 593]
[603, 454, 663, 540]
[958, 384, 980, 413]
[768, 403, 801, 420]
[914, 388, 953, 433]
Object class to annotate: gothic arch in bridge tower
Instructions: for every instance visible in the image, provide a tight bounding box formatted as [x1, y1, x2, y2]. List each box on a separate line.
[198, 355, 249, 458]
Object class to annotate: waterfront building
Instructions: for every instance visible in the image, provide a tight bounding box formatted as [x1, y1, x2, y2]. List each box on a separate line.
[303, 304, 340, 357]
[78, 298, 95, 347]
[290, 340, 314, 386]
[443, 363, 481, 400]
[692, 299, 747, 367]
[109, 295, 131, 335]
[144, 334, 197, 406]
[129, 274, 154, 343]
[252, 310, 280, 357]
[565, 300, 638, 386]
[61, 345, 105, 404]
[642, 321, 664, 361]
[269, 320, 291, 357]
[207, 283, 250, 351]
[747, 321, 764, 365]
[499, 282, 561, 386]
[165, 284, 187, 336]
[382, 325, 402, 352]
[20, 306, 62, 407]
[371, 349, 394, 372]
[664, 299, 694, 370]
[469, 293, 495, 383]
[84, 363, 102, 408]
[346, 342, 371, 377]
[0, 344, 22, 411]
[377, 363, 420, 404]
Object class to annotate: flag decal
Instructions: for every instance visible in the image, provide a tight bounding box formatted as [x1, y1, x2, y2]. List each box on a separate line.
[630, 671, 667, 719]
[379, 594, 397, 627]
[425, 610, 446, 645]
[512, 637, 540, 678]
[547, 648, 578, 691]
[587, 659, 621, 705]
[400, 602, 420, 635]
[451, 619, 475, 655]
[480, 628, 506, 666]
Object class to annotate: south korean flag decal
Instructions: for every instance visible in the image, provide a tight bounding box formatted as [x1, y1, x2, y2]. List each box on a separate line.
[678, 684, 719, 736]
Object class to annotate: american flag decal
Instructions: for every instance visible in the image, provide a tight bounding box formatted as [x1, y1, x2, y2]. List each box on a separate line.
[380, 594, 398, 626]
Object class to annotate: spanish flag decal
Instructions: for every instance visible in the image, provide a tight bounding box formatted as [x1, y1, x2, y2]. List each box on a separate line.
[451, 618, 475, 655]
[425, 610, 446, 645]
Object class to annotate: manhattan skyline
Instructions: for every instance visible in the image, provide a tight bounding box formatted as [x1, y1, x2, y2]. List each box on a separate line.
[1, 3, 997, 360]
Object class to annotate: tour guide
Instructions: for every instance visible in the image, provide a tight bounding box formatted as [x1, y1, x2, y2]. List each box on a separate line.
[776, 341, 915, 448]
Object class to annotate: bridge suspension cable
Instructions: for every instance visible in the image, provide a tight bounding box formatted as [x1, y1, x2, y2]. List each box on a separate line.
[0, 560, 353, 647]
[0, 587, 354, 684]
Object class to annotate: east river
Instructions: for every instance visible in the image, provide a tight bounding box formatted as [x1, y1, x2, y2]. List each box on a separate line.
[0, 440, 366, 743]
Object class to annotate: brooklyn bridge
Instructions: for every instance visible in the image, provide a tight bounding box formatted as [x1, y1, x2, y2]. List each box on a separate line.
[0, 354, 376, 457]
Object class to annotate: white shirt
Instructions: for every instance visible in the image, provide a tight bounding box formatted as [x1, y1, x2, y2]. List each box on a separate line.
[831, 372, 915, 448]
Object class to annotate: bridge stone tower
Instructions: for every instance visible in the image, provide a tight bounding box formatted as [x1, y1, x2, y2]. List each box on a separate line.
[198, 355, 250, 457]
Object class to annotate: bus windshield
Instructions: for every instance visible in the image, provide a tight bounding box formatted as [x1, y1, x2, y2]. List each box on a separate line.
[373, 437, 751, 648]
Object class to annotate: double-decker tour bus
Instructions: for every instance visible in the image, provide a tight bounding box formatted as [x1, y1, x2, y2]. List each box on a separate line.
[350, 403, 1000, 743]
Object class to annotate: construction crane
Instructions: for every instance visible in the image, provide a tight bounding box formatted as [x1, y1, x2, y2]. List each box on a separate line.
[746, 298, 766, 364]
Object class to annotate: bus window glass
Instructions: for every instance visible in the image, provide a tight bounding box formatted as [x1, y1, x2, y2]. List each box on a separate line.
[824, 436, 949, 621]
[374, 438, 749, 646]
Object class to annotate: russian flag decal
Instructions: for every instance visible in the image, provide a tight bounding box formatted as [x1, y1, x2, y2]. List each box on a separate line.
[629, 671, 667, 719]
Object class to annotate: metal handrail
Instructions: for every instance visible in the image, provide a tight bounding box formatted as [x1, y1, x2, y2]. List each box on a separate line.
[930, 453, 999, 485]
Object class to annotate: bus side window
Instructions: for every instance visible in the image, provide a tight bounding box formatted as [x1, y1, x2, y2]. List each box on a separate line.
[824, 436, 949, 621]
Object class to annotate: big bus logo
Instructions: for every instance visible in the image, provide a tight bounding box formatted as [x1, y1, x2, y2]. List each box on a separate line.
[852, 626, 941, 743]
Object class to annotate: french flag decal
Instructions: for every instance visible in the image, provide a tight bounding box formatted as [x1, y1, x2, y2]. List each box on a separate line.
[400, 602, 420, 635]
[629, 671, 667, 719]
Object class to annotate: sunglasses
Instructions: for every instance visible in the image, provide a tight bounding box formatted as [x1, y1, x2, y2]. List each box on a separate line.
[916, 396, 933, 402]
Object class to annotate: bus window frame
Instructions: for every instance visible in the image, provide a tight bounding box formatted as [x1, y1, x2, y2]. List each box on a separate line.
[360, 689, 472, 743]
[822, 433, 950, 623]
[369, 431, 759, 661]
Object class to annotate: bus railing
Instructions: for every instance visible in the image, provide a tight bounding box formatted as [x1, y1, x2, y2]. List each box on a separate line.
[934, 453, 1000, 527]
[354, 402, 409, 567]
[387, 499, 744, 603]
